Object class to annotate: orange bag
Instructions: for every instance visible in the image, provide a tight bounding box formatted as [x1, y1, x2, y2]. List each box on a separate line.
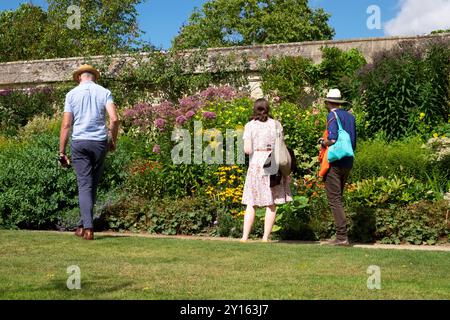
[318, 129, 330, 178]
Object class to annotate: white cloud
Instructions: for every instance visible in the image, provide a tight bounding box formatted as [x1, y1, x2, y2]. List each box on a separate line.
[384, 0, 450, 36]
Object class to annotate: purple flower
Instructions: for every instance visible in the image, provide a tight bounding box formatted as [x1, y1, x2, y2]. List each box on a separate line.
[175, 115, 188, 126]
[152, 144, 161, 154]
[199, 86, 237, 102]
[154, 118, 166, 131]
[185, 110, 195, 119]
[123, 103, 153, 128]
[153, 101, 175, 118]
[0, 89, 12, 97]
[202, 111, 217, 120]
[179, 96, 202, 111]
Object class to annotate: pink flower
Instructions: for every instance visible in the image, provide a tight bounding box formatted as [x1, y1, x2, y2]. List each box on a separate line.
[176, 115, 188, 125]
[152, 144, 161, 154]
[0, 89, 12, 97]
[179, 96, 202, 111]
[154, 118, 166, 131]
[202, 111, 216, 120]
[312, 108, 319, 115]
[185, 110, 195, 119]
[199, 86, 237, 102]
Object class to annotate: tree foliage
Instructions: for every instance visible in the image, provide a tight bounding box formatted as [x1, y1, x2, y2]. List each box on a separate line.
[173, 0, 335, 49]
[0, 0, 148, 62]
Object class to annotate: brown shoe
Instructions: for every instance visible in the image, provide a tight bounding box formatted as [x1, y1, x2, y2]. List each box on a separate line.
[75, 227, 84, 237]
[83, 228, 94, 241]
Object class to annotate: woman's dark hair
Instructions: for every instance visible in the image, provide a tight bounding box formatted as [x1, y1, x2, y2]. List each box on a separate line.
[251, 98, 270, 122]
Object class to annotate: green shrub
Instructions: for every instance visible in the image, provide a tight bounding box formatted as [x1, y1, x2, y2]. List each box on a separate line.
[0, 133, 136, 229]
[276, 195, 317, 240]
[316, 47, 366, 101]
[260, 55, 317, 104]
[351, 137, 432, 182]
[426, 137, 450, 184]
[375, 200, 449, 245]
[0, 134, 78, 228]
[0, 87, 57, 136]
[100, 134, 142, 191]
[56, 207, 82, 231]
[215, 209, 243, 238]
[18, 114, 61, 138]
[359, 40, 450, 140]
[103, 195, 217, 235]
[349, 176, 438, 209]
[260, 47, 366, 104]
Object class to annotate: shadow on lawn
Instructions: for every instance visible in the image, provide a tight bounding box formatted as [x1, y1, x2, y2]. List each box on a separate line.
[91, 235, 132, 241]
[15, 275, 136, 297]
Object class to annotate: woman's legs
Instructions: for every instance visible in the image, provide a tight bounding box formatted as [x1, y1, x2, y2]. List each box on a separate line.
[241, 205, 256, 241]
[262, 205, 277, 241]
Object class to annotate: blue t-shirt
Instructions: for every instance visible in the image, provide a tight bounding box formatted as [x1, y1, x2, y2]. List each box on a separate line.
[64, 81, 114, 141]
[327, 109, 356, 168]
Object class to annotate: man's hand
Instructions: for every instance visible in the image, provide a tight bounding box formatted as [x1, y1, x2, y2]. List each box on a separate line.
[317, 137, 325, 145]
[108, 138, 116, 153]
[59, 153, 71, 168]
[106, 102, 119, 153]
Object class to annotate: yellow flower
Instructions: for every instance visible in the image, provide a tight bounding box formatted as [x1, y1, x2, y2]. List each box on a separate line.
[419, 112, 425, 120]
[433, 133, 439, 138]
[209, 140, 221, 149]
[195, 128, 203, 136]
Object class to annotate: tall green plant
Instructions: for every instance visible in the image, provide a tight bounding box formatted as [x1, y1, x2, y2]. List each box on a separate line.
[260, 55, 316, 104]
[359, 40, 450, 140]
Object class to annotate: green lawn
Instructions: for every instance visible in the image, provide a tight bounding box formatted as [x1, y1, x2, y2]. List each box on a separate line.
[0, 230, 449, 299]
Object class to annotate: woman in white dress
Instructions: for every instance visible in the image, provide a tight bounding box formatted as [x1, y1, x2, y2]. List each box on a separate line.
[241, 98, 292, 242]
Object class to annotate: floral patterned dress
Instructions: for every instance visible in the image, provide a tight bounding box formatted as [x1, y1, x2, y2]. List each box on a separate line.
[241, 118, 293, 207]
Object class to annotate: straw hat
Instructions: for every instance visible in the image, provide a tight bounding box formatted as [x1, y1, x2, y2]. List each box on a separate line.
[324, 89, 347, 104]
[72, 64, 100, 83]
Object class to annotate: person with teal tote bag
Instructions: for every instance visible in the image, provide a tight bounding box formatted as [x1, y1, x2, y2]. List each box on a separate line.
[327, 111, 355, 162]
[318, 89, 356, 246]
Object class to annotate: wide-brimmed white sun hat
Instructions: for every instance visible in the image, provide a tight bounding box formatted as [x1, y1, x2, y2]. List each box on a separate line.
[324, 89, 347, 104]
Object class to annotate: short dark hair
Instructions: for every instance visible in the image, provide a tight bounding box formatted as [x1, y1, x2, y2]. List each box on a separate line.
[251, 98, 270, 122]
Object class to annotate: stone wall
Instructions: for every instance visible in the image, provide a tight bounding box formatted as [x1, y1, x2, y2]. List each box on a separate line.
[1, 33, 449, 97]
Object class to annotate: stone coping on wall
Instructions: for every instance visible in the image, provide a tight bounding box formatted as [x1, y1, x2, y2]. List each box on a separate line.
[0, 33, 448, 88]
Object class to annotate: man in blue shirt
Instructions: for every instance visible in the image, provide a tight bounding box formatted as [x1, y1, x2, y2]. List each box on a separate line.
[59, 65, 119, 240]
[319, 89, 356, 246]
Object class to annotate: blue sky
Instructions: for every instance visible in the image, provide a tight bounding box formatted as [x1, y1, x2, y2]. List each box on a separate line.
[1, 1, 448, 49]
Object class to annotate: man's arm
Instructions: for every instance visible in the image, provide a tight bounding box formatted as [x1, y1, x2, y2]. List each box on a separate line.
[106, 102, 120, 152]
[59, 112, 73, 154]
[323, 114, 337, 147]
[59, 112, 73, 167]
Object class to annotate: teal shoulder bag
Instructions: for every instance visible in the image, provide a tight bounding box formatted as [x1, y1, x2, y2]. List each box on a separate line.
[327, 111, 354, 162]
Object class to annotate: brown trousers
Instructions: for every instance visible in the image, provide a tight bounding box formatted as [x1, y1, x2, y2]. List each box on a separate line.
[324, 166, 351, 241]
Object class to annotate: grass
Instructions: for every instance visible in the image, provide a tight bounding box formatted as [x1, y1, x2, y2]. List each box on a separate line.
[0, 230, 449, 300]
